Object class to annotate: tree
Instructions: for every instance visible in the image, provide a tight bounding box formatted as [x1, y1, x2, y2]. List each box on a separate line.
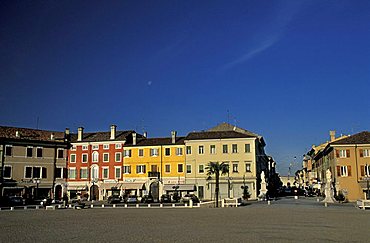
[206, 162, 229, 207]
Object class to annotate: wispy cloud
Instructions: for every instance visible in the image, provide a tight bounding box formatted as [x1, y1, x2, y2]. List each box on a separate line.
[222, 36, 279, 70]
[222, 1, 305, 70]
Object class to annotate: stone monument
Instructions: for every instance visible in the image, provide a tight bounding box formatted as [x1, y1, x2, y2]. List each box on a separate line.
[258, 171, 268, 200]
[322, 169, 336, 203]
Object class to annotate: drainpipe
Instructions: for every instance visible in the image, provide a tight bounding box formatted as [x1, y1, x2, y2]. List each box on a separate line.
[52, 145, 57, 200]
[355, 145, 359, 183]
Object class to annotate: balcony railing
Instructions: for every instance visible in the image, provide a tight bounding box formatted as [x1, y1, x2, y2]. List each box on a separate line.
[148, 171, 160, 178]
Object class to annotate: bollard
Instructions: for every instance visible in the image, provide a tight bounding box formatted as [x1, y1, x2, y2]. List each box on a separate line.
[189, 200, 193, 208]
[91, 204, 94, 208]
[10, 207, 14, 211]
[235, 198, 238, 208]
[125, 204, 128, 208]
[197, 203, 200, 207]
[136, 204, 139, 208]
[172, 203, 175, 208]
[160, 204, 163, 208]
[113, 204, 116, 208]
[36, 205, 39, 210]
[24, 206, 27, 210]
[221, 199, 225, 208]
[325, 202, 328, 207]
[294, 196, 298, 200]
[268, 200, 271, 205]
[58, 205, 62, 209]
[102, 204, 105, 208]
[148, 204, 151, 208]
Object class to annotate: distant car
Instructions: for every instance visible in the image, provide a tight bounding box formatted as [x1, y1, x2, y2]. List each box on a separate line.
[125, 195, 138, 204]
[141, 195, 154, 203]
[5, 196, 24, 206]
[181, 194, 199, 203]
[108, 195, 122, 204]
[160, 194, 171, 203]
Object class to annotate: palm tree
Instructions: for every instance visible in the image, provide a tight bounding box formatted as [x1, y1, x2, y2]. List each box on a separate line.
[206, 162, 229, 207]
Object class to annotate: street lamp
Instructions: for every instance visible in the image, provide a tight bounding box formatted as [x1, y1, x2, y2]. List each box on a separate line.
[172, 185, 179, 202]
[33, 178, 40, 200]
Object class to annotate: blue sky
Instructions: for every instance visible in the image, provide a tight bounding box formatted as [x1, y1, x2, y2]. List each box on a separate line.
[1, 0, 369, 174]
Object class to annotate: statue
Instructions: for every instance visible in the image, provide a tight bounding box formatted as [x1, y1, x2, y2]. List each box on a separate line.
[322, 169, 336, 203]
[258, 171, 267, 200]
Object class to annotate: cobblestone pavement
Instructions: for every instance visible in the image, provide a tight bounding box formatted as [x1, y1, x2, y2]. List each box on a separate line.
[0, 197, 369, 243]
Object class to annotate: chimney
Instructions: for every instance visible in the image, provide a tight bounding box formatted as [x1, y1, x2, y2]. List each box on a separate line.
[77, 127, 84, 142]
[171, 131, 177, 144]
[15, 131, 20, 138]
[143, 132, 147, 138]
[132, 132, 137, 145]
[110, 124, 117, 140]
[50, 133, 55, 140]
[329, 130, 336, 142]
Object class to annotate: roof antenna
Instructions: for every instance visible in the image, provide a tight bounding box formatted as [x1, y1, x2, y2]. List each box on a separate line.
[36, 116, 39, 129]
[227, 109, 230, 124]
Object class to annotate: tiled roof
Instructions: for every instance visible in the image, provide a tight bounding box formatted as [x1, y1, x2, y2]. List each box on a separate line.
[208, 122, 259, 137]
[70, 130, 134, 142]
[185, 131, 255, 140]
[127, 137, 185, 146]
[330, 131, 370, 145]
[0, 126, 65, 142]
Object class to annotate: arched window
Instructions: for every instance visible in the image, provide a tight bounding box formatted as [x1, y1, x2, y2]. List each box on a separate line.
[92, 151, 99, 163]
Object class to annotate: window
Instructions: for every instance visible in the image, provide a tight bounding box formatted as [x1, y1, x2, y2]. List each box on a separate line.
[102, 167, 109, 179]
[25, 166, 32, 178]
[5, 145, 12, 156]
[198, 146, 204, 154]
[178, 164, 184, 173]
[124, 149, 132, 157]
[138, 149, 144, 157]
[137, 165, 146, 174]
[165, 164, 171, 173]
[57, 149, 64, 159]
[115, 166, 121, 179]
[36, 147, 43, 158]
[198, 164, 204, 173]
[223, 145, 228, 154]
[55, 167, 63, 179]
[337, 166, 351, 177]
[92, 152, 99, 162]
[4, 166, 12, 178]
[339, 150, 347, 158]
[103, 153, 109, 162]
[82, 145, 88, 150]
[71, 145, 76, 151]
[232, 162, 239, 173]
[115, 144, 122, 149]
[82, 154, 88, 163]
[92, 145, 99, 150]
[232, 144, 238, 153]
[363, 149, 370, 157]
[150, 148, 159, 157]
[186, 165, 192, 173]
[80, 168, 88, 179]
[69, 168, 76, 179]
[165, 148, 171, 156]
[176, 147, 183, 156]
[103, 144, 109, 150]
[91, 166, 99, 180]
[42, 167, 47, 178]
[245, 144, 251, 153]
[365, 165, 370, 176]
[123, 165, 131, 174]
[210, 145, 216, 154]
[70, 154, 76, 163]
[245, 163, 251, 172]
[115, 152, 121, 162]
[151, 165, 157, 172]
[26, 147, 33, 157]
[33, 167, 41, 178]
[186, 146, 192, 155]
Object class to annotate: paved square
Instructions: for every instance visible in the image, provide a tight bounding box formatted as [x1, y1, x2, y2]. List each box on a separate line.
[1, 198, 369, 242]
